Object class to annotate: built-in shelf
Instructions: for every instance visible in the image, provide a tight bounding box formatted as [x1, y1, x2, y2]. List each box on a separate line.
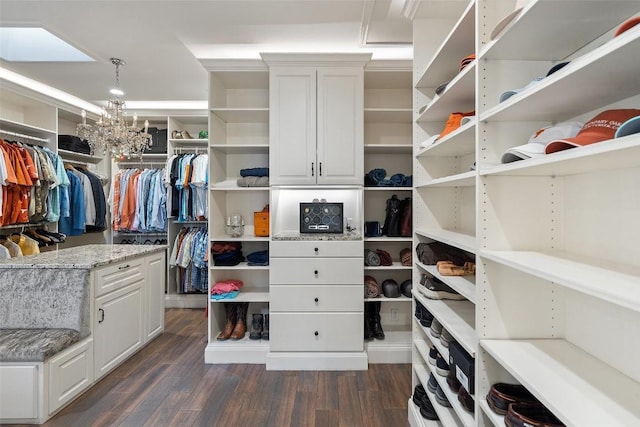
[365, 262, 413, 271]
[364, 108, 413, 123]
[416, 262, 476, 304]
[415, 229, 476, 255]
[210, 108, 269, 123]
[417, 62, 475, 123]
[415, 171, 475, 188]
[57, 149, 103, 164]
[209, 291, 269, 303]
[416, 120, 475, 158]
[0, 117, 56, 140]
[209, 144, 269, 154]
[364, 144, 413, 155]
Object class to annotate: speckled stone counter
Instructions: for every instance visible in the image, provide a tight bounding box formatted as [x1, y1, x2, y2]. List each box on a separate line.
[0, 244, 166, 269]
[272, 230, 362, 241]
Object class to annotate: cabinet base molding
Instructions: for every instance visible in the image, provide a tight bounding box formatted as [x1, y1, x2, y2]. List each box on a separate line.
[366, 340, 412, 364]
[164, 294, 207, 309]
[266, 351, 368, 371]
[204, 341, 268, 364]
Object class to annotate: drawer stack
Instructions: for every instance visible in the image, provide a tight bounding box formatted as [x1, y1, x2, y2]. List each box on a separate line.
[267, 240, 367, 370]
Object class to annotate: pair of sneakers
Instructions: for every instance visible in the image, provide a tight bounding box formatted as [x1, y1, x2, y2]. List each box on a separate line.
[428, 346, 450, 377]
[430, 318, 454, 348]
[412, 384, 439, 421]
[427, 373, 452, 408]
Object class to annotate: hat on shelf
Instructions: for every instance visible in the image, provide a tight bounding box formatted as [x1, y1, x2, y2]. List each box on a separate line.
[499, 61, 570, 103]
[615, 16, 640, 37]
[615, 115, 640, 138]
[460, 115, 475, 126]
[490, 0, 531, 40]
[459, 54, 475, 71]
[501, 121, 583, 163]
[439, 111, 475, 139]
[545, 109, 640, 154]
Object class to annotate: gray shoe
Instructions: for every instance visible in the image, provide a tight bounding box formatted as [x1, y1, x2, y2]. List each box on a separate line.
[440, 328, 453, 348]
[427, 372, 438, 393]
[420, 275, 465, 300]
[430, 319, 442, 338]
[435, 385, 451, 407]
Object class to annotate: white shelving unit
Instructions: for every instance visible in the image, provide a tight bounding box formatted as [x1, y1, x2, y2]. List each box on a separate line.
[411, 1, 640, 426]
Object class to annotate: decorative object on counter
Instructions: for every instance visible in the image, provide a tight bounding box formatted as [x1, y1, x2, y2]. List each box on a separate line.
[253, 205, 270, 237]
[226, 214, 244, 237]
[364, 275, 381, 298]
[217, 301, 249, 340]
[299, 201, 343, 233]
[76, 58, 152, 158]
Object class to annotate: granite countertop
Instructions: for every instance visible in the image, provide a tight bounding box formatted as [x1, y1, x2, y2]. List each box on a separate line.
[272, 230, 362, 241]
[0, 244, 166, 269]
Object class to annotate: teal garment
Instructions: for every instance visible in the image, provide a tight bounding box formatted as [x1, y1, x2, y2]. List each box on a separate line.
[210, 291, 239, 300]
[58, 171, 85, 236]
[43, 148, 69, 222]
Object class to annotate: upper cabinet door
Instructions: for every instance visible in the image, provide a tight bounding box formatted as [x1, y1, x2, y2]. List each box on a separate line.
[269, 67, 317, 185]
[316, 68, 364, 185]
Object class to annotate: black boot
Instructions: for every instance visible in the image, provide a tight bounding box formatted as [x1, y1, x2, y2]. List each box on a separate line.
[364, 302, 374, 340]
[371, 301, 385, 340]
[217, 302, 237, 340]
[249, 313, 263, 340]
[231, 302, 249, 340]
[262, 314, 269, 340]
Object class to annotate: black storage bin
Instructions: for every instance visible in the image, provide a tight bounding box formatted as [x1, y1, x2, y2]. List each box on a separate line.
[58, 135, 91, 154]
[449, 340, 474, 395]
[145, 127, 167, 153]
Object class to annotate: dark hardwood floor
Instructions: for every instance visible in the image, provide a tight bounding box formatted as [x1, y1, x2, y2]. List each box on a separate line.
[14, 308, 411, 427]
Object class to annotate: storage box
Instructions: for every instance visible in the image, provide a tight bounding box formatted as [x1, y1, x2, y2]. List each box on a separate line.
[449, 341, 474, 395]
[254, 211, 269, 237]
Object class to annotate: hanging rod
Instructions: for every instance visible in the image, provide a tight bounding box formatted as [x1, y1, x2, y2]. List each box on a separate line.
[0, 129, 50, 143]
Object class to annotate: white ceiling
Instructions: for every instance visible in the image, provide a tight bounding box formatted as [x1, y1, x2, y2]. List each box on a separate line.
[0, 0, 414, 107]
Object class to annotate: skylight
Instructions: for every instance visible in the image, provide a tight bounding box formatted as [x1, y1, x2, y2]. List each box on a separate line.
[0, 27, 94, 62]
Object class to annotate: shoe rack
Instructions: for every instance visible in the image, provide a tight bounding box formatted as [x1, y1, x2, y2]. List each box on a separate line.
[409, 1, 640, 426]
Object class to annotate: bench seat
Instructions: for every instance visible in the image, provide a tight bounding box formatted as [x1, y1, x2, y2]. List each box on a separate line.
[0, 329, 80, 362]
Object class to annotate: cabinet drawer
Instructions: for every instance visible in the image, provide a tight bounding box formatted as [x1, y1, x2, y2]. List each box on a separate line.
[270, 258, 362, 285]
[48, 338, 93, 414]
[94, 258, 144, 297]
[269, 313, 363, 352]
[270, 285, 362, 312]
[270, 240, 362, 257]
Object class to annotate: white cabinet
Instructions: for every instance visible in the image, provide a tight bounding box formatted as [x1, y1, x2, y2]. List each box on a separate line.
[145, 251, 166, 340]
[265, 54, 369, 185]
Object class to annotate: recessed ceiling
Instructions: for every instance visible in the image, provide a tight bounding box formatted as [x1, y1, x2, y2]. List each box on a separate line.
[0, 0, 413, 107]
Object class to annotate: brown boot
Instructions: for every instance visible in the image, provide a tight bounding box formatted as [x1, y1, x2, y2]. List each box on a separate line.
[217, 303, 237, 340]
[230, 303, 248, 340]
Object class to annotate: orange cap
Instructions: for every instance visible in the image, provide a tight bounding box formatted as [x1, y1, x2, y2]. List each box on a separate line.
[439, 111, 475, 139]
[615, 16, 640, 37]
[545, 109, 640, 154]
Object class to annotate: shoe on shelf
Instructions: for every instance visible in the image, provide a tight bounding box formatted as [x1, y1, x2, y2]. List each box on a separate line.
[428, 346, 440, 366]
[458, 386, 475, 414]
[262, 313, 269, 340]
[412, 384, 427, 406]
[230, 302, 249, 340]
[415, 301, 434, 327]
[435, 385, 451, 407]
[506, 403, 563, 427]
[430, 318, 443, 338]
[420, 275, 465, 300]
[418, 395, 439, 421]
[487, 383, 539, 416]
[440, 328, 454, 347]
[447, 366, 461, 393]
[217, 302, 237, 341]
[249, 313, 263, 340]
[427, 372, 438, 393]
[436, 356, 450, 377]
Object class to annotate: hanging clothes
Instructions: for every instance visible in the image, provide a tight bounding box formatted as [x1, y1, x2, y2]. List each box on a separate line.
[112, 168, 167, 233]
[164, 153, 208, 222]
[169, 226, 208, 293]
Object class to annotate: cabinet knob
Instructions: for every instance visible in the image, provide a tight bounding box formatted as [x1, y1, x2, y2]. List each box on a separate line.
[314, 297, 319, 303]
[314, 270, 318, 275]
[314, 331, 319, 337]
[314, 247, 319, 253]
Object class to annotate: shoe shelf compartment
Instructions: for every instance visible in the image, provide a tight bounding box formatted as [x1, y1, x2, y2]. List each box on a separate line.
[481, 339, 640, 427]
[417, 262, 476, 304]
[414, 171, 475, 189]
[477, 399, 503, 427]
[366, 327, 412, 364]
[414, 230, 476, 256]
[414, 291, 476, 358]
[408, 397, 441, 427]
[417, 62, 476, 124]
[365, 263, 412, 271]
[414, 340, 467, 427]
[416, 121, 475, 158]
[480, 250, 640, 312]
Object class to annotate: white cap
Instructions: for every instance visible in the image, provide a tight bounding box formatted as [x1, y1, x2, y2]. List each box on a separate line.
[501, 121, 583, 163]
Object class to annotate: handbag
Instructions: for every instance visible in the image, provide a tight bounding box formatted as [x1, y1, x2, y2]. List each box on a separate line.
[382, 195, 401, 237]
[399, 197, 412, 237]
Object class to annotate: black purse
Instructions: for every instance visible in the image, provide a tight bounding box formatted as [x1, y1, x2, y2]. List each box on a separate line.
[382, 195, 401, 237]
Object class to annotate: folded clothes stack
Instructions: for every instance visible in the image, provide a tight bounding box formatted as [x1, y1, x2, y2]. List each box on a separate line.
[364, 168, 412, 187]
[246, 249, 269, 266]
[211, 241, 244, 266]
[237, 176, 269, 187]
[210, 279, 243, 300]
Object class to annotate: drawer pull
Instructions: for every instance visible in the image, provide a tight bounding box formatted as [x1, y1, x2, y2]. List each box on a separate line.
[314, 270, 318, 275]
[314, 297, 319, 303]
[118, 264, 130, 270]
[98, 308, 105, 324]
[314, 331, 319, 336]
[314, 247, 319, 253]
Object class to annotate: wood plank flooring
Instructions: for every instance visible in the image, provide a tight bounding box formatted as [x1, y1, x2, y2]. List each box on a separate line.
[14, 308, 411, 427]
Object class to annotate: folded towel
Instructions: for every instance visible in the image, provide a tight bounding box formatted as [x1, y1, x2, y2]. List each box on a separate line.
[247, 250, 269, 266]
[364, 275, 381, 298]
[237, 176, 270, 187]
[367, 168, 387, 185]
[375, 249, 393, 266]
[240, 167, 269, 177]
[364, 249, 380, 266]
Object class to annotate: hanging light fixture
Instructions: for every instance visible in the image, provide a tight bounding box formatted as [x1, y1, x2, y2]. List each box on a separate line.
[77, 58, 152, 158]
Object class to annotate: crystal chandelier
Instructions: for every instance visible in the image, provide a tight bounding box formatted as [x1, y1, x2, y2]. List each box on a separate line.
[77, 58, 152, 158]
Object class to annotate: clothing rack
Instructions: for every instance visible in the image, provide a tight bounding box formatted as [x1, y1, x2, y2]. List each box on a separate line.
[0, 129, 50, 143]
[62, 159, 89, 168]
[175, 147, 205, 154]
[116, 161, 167, 168]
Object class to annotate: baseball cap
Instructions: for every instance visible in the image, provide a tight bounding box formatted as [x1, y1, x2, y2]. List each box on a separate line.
[499, 62, 570, 103]
[545, 109, 640, 154]
[439, 111, 475, 139]
[615, 16, 640, 37]
[490, 0, 530, 40]
[501, 121, 583, 163]
[460, 54, 475, 71]
[615, 115, 640, 138]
